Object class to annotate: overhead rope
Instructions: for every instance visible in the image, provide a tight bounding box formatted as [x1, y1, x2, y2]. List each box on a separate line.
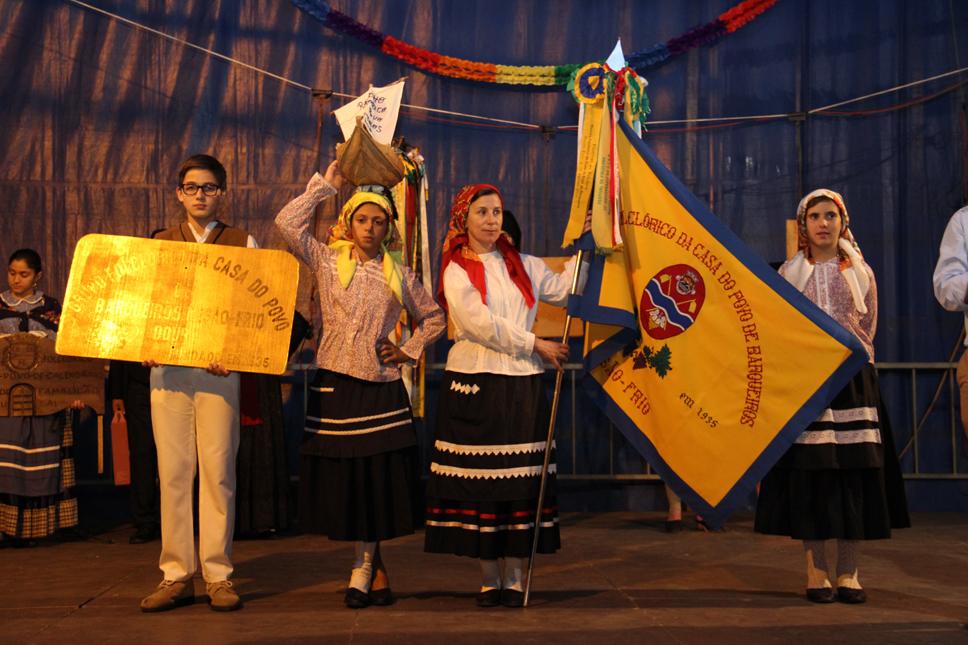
[61, 1, 968, 135]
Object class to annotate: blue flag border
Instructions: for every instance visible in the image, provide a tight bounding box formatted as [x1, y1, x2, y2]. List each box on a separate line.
[578, 119, 869, 528]
[567, 230, 640, 370]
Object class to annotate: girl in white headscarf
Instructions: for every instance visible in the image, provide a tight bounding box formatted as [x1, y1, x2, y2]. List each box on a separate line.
[755, 189, 909, 605]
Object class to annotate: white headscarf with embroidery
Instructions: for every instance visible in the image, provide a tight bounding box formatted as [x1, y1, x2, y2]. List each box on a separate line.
[783, 188, 870, 314]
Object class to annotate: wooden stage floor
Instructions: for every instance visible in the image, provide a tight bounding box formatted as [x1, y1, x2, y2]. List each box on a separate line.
[2, 512, 967, 644]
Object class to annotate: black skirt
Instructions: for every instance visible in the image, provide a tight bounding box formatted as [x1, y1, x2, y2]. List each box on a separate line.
[425, 497, 560, 559]
[755, 364, 910, 540]
[301, 370, 416, 458]
[299, 446, 422, 542]
[299, 370, 420, 541]
[424, 371, 560, 558]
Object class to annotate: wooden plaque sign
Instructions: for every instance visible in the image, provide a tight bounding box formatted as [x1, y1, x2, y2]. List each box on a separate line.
[0, 333, 105, 416]
[57, 235, 299, 375]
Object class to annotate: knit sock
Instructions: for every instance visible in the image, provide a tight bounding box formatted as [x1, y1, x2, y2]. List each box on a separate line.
[502, 557, 524, 592]
[371, 542, 389, 591]
[349, 541, 376, 592]
[665, 486, 682, 521]
[835, 540, 862, 589]
[480, 559, 501, 592]
[803, 540, 831, 589]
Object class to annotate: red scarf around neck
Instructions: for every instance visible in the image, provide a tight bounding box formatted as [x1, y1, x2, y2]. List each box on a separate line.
[437, 184, 535, 312]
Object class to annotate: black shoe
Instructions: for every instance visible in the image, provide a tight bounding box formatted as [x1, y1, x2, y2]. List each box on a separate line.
[806, 587, 836, 603]
[837, 587, 867, 604]
[368, 587, 395, 606]
[475, 588, 501, 608]
[129, 526, 159, 544]
[344, 587, 371, 609]
[664, 519, 683, 533]
[500, 589, 524, 608]
[695, 515, 726, 532]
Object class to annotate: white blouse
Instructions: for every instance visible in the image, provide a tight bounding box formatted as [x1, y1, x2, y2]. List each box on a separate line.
[443, 252, 584, 376]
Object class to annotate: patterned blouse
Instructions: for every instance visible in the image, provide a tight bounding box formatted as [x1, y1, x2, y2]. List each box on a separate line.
[780, 257, 877, 362]
[274, 173, 446, 382]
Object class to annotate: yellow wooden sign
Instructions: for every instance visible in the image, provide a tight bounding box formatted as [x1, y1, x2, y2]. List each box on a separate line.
[57, 235, 299, 375]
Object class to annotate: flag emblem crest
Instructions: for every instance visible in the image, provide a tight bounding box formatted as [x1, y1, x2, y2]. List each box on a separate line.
[639, 264, 705, 339]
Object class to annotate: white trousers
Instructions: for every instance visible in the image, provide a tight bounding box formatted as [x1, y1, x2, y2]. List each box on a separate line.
[150, 366, 240, 583]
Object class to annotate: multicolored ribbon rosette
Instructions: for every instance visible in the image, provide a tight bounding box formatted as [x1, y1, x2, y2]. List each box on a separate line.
[562, 62, 650, 253]
[573, 63, 608, 104]
[614, 68, 649, 127]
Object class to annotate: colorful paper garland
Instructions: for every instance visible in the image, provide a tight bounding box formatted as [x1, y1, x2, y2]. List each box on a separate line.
[290, 0, 778, 87]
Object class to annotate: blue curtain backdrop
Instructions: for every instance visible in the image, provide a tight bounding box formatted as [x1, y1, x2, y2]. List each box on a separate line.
[2, 0, 967, 508]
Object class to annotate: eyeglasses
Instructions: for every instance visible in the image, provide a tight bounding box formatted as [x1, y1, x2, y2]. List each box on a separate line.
[179, 183, 222, 196]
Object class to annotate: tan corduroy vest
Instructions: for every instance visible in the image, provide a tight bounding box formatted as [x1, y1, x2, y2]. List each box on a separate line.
[155, 221, 248, 248]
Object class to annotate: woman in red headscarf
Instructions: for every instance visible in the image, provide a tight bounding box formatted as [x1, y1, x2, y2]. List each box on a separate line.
[754, 189, 908, 605]
[424, 184, 585, 608]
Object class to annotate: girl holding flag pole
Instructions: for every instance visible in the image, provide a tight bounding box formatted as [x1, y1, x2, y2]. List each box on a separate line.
[424, 184, 586, 608]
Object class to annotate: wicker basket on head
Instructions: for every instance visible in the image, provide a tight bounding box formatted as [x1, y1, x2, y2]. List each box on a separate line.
[335, 116, 405, 187]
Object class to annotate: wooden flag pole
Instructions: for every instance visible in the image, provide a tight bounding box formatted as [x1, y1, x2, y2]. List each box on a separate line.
[523, 248, 586, 607]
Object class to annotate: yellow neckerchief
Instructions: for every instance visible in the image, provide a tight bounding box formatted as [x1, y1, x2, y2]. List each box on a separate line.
[327, 191, 403, 304]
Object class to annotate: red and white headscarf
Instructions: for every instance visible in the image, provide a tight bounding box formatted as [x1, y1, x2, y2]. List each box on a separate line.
[437, 184, 535, 312]
[785, 188, 870, 314]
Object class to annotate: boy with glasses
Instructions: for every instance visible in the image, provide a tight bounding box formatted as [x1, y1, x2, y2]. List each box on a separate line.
[140, 154, 253, 612]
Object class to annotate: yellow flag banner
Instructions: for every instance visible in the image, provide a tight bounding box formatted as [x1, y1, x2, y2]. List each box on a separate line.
[569, 120, 867, 526]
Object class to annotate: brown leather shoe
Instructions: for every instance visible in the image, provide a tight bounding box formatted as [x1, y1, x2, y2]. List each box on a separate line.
[206, 580, 242, 611]
[140, 580, 194, 612]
